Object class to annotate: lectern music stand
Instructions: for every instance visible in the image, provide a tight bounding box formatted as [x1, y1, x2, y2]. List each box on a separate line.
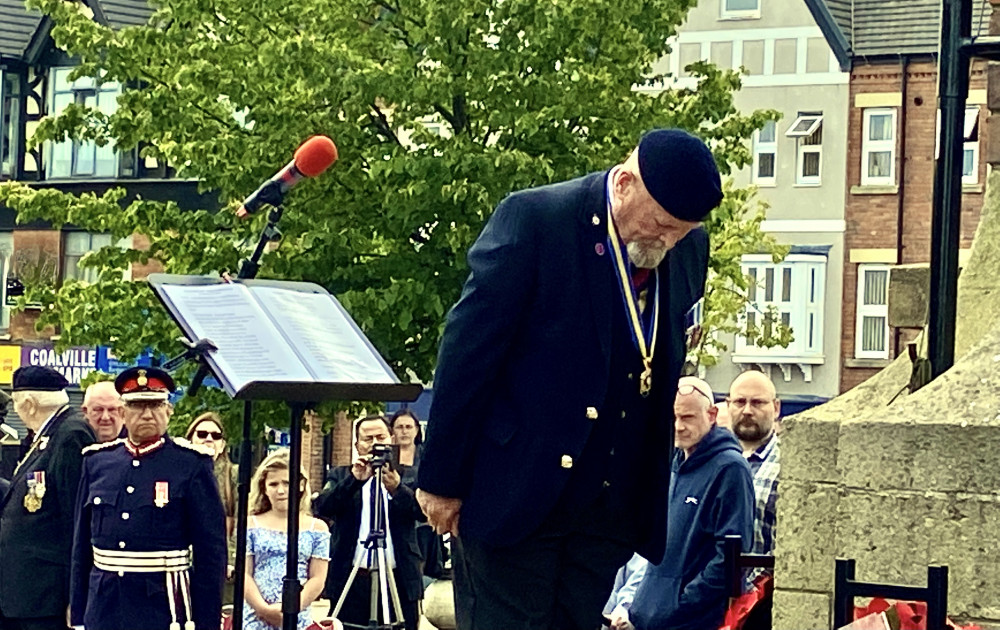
[148, 274, 421, 630]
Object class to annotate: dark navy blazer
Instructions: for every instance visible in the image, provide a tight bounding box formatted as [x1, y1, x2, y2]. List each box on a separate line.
[0, 406, 94, 619]
[417, 171, 708, 561]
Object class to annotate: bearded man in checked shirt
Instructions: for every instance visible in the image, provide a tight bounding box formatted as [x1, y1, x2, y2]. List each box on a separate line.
[727, 370, 781, 630]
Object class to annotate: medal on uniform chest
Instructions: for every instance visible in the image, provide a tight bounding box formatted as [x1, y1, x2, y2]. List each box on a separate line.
[606, 204, 660, 398]
[155, 481, 169, 507]
[23, 471, 46, 512]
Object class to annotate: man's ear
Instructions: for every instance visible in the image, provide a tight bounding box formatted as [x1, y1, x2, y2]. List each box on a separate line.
[707, 405, 718, 424]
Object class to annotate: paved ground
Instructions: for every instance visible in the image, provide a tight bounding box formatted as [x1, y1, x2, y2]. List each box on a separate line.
[311, 599, 437, 629]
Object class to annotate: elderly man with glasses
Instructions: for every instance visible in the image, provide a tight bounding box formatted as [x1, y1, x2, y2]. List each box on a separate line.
[621, 376, 754, 630]
[69, 367, 226, 630]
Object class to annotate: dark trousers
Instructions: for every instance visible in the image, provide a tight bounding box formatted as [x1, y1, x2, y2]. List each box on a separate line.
[451, 495, 634, 630]
[330, 570, 419, 630]
[0, 616, 68, 630]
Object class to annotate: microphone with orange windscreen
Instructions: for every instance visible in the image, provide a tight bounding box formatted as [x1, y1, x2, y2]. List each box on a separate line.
[236, 135, 338, 218]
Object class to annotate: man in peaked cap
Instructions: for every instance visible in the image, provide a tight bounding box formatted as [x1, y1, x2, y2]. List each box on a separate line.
[70, 367, 226, 630]
[417, 129, 722, 630]
[0, 366, 95, 630]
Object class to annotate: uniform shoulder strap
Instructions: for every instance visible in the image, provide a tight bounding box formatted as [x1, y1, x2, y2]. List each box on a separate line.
[172, 437, 214, 457]
[82, 438, 124, 455]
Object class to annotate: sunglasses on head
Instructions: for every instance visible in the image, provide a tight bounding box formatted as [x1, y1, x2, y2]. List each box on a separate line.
[677, 384, 714, 403]
[195, 430, 223, 440]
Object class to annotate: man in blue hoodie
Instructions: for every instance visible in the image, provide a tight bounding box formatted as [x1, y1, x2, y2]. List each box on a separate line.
[624, 377, 754, 630]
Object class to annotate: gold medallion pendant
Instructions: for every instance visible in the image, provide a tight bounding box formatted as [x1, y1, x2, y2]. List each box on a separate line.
[24, 493, 42, 513]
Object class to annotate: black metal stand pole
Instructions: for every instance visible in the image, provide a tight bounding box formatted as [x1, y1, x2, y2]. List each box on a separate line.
[282, 402, 306, 630]
[238, 205, 285, 280]
[928, 0, 972, 378]
[231, 400, 254, 630]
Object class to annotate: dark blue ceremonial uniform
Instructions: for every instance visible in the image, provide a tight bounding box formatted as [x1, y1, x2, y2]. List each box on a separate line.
[70, 436, 226, 630]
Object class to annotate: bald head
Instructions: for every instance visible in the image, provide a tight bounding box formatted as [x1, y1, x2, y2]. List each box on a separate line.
[677, 376, 715, 410]
[82, 381, 124, 443]
[730, 370, 777, 399]
[727, 370, 780, 451]
[674, 376, 717, 456]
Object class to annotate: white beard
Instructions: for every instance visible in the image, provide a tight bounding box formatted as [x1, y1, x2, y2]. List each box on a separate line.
[627, 240, 668, 269]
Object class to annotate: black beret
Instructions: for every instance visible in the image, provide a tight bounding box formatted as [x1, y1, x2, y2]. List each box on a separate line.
[637, 129, 723, 222]
[12, 366, 70, 392]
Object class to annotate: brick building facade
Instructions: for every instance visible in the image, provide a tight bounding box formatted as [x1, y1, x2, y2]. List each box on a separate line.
[840, 60, 988, 391]
[807, 0, 992, 392]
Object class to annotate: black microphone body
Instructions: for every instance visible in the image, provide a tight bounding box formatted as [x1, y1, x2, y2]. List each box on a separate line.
[238, 160, 305, 216]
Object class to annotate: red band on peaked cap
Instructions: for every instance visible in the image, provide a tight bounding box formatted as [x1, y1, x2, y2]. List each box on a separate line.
[293, 135, 338, 177]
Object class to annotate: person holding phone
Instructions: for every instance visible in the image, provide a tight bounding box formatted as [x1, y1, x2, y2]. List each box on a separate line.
[312, 415, 424, 630]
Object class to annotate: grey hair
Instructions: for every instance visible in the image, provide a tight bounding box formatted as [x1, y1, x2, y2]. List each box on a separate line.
[13, 389, 70, 410]
[83, 381, 120, 408]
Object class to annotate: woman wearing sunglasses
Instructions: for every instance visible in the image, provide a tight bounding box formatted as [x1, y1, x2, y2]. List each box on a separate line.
[185, 412, 239, 602]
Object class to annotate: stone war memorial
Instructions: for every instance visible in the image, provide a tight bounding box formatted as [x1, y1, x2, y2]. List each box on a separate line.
[774, 166, 1000, 629]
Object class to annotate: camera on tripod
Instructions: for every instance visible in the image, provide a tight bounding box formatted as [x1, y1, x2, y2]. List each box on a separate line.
[368, 443, 399, 470]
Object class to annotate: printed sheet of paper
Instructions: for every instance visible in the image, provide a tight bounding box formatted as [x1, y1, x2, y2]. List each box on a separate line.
[252, 286, 396, 385]
[158, 283, 313, 394]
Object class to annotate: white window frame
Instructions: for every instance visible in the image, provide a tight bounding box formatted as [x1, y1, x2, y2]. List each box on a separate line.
[46, 67, 122, 179]
[752, 120, 777, 187]
[1, 71, 20, 178]
[934, 107, 980, 185]
[721, 0, 760, 19]
[855, 264, 891, 360]
[63, 232, 116, 284]
[789, 114, 823, 186]
[861, 108, 897, 187]
[734, 253, 826, 361]
[786, 114, 822, 137]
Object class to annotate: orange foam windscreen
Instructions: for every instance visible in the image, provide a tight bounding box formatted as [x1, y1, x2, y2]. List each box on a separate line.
[293, 135, 338, 177]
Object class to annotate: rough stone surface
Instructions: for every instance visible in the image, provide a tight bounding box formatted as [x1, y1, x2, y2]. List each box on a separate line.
[774, 481, 840, 591]
[773, 590, 830, 630]
[887, 264, 930, 328]
[774, 169, 1000, 629]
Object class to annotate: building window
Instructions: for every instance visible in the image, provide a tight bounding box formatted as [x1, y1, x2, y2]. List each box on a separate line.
[734, 253, 826, 360]
[47, 68, 122, 179]
[861, 108, 896, 186]
[722, 0, 760, 19]
[1, 72, 20, 178]
[855, 264, 890, 359]
[63, 232, 114, 284]
[935, 107, 980, 185]
[0, 232, 11, 330]
[787, 113, 823, 186]
[752, 120, 777, 187]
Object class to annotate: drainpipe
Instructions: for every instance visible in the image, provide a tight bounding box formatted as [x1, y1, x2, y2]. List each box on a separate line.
[893, 54, 910, 358]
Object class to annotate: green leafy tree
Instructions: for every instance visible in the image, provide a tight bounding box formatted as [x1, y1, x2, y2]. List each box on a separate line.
[0, 0, 788, 434]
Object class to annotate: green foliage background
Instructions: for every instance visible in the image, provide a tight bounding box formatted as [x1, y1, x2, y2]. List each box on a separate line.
[0, 0, 788, 437]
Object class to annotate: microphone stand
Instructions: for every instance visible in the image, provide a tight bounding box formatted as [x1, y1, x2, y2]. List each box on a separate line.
[234, 199, 292, 630]
[238, 203, 285, 280]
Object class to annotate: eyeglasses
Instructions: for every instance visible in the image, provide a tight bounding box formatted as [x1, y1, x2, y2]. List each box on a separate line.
[726, 397, 775, 410]
[124, 400, 166, 411]
[195, 430, 223, 440]
[677, 384, 714, 403]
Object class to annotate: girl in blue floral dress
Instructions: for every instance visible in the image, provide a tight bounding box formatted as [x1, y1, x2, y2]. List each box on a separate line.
[243, 450, 331, 630]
